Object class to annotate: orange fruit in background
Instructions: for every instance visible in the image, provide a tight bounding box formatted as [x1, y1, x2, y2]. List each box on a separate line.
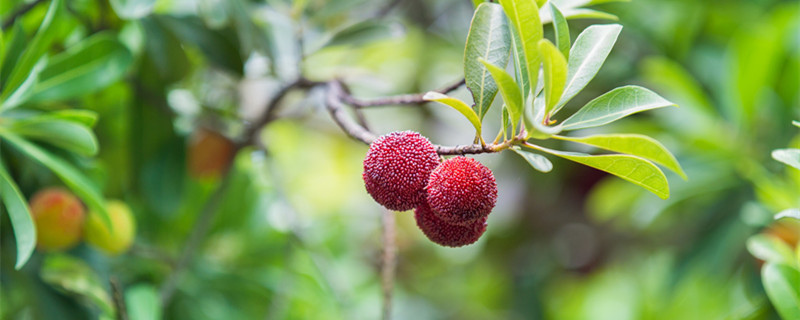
[29, 188, 86, 251]
[764, 218, 800, 248]
[188, 127, 236, 179]
[85, 200, 136, 256]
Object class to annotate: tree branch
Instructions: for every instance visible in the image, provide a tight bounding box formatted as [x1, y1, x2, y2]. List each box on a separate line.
[2, 0, 47, 30]
[343, 78, 465, 108]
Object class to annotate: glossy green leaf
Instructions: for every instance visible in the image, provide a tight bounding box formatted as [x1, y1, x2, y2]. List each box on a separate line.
[480, 58, 522, 132]
[30, 33, 133, 102]
[0, 0, 62, 105]
[41, 254, 114, 316]
[323, 21, 400, 49]
[0, 130, 111, 227]
[465, 3, 512, 118]
[511, 147, 552, 173]
[0, 56, 47, 110]
[0, 162, 36, 270]
[525, 92, 564, 139]
[11, 120, 99, 156]
[424, 92, 482, 135]
[562, 86, 676, 130]
[539, 39, 568, 117]
[527, 144, 670, 199]
[747, 234, 796, 267]
[554, 24, 622, 114]
[0, 22, 27, 86]
[126, 284, 162, 320]
[550, 3, 571, 59]
[772, 148, 800, 170]
[762, 263, 800, 320]
[110, 0, 157, 19]
[501, 0, 542, 100]
[555, 134, 687, 179]
[29, 109, 99, 127]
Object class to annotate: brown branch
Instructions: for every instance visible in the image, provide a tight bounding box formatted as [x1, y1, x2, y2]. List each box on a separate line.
[110, 277, 129, 320]
[2, 0, 46, 30]
[343, 78, 465, 108]
[380, 209, 396, 320]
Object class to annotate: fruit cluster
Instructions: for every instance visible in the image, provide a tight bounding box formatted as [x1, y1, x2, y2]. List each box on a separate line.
[28, 188, 136, 255]
[363, 131, 497, 247]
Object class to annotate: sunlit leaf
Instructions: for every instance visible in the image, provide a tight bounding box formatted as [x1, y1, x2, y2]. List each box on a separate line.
[11, 120, 99, 156]
[0, 162, 36, 270]
[511, 147, 552, 173]
[772, 148, 800, 170]
[747, 234, 796, 266]
[554, 24, 622, 114]
[0, 56, 47, 110]
[550, 3, 571, 59]
[562, 86, 676, 130]
[527, 144, 670, 199]
[539, 39, 568, 117]
[501, 0, 542, 100]
[465, 3, 512, 118]
[423, 92, 482, 135]
[762, 263, 800, 320]
[480, 58, 522, 132]
[555, 134, 686, 179]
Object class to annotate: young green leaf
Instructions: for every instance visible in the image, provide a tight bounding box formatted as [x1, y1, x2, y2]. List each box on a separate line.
[0, 130, 111, 228]
[555, 134, 687, 179]
[0, 162, 36, 270]
[554, 24, 622, 114]
[747, 234, 796, 267]
[11, 120, 99, 156]
[562, 86, 676, 130]
[501, 0, 542, 99]
[423, 92, 482, 136]
[526, 144, 670, 199]
[480, 58, 522, 132]
[538, 39, 568, 117]
[550, 3, 571, 59]
[511, 147, 552, 173]
[0, 0, 62, 105]
[761, 263, 800, 320]
[465, 3, 511, 119]
[0, 56, 48, 110]
[772, 148, 800, 170]
[30, 33, 133, 102]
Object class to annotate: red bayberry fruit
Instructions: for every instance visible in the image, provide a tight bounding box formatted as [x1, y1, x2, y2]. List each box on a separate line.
[415, 202, 487, 247]
[426, 156, 497, 225]
[363, 131, 441, 211]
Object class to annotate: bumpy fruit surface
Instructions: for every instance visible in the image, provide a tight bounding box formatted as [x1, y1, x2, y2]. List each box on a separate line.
[415, 202, 487, 247]
[426, 156, 497, 225]
[29, 188, 86, 251]
[188, 127, 236, 179]
[85, 200, 136, 256]
[363, 131, 440, 211]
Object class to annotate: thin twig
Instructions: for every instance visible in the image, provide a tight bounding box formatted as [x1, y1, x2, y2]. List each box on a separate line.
[110, 277, 129, 320]
[344, 79, 465, 108]
[2, 0, 47, 30]
[381, 209, 396, 320]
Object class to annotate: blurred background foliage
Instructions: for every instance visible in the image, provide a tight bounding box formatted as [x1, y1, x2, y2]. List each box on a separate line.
[0, 0, 799, 319]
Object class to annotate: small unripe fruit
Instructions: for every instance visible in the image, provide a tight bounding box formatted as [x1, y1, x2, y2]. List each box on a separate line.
[29, 188, 85, 251]
[415, 202, 487, 247]
[363, 131, 440, 211]
[85, 200, 136, 256]
[426, 156, 497, 225]
[188, 127, 236, 179]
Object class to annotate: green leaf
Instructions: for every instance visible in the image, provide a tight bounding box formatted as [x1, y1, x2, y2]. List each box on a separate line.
[525, 92, 564, 139]
[126, 284, 162, 320]
[775, 209, 800, 221]
[30, 109, 99, 127]
[747, 234, 796, 267]
[501, 0, 542, 99]
[465, 3, 512, 119]
[0, 0, 62, 105]
[773, 148, 800, 170]
[539, 39, 568, 118]
[11, 120, 99, 156]
[0, 161, 36, 270]
[762, 263, 800, 320]
[0, 22, 28, 87]
[555, 134, 687, 179]
[0, 56, 48, 110]
[0, 130, 111, 228]
[562, 86, 676, 130]
[511, 147, 552, 173]
[472, 0, 483, 8]
[423, 92, 482, 136]
[322, 21, 400, 49]
[554, 24, 622, 114]
[40, 254, 115, 316]
[156, 16, 243, 75]
[550, 3, 571, 59]
[30, 33, 133, 102]
[527, 144, 670, 199]
[110, 0, 157, 19]
[480, 58, 522, 133]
